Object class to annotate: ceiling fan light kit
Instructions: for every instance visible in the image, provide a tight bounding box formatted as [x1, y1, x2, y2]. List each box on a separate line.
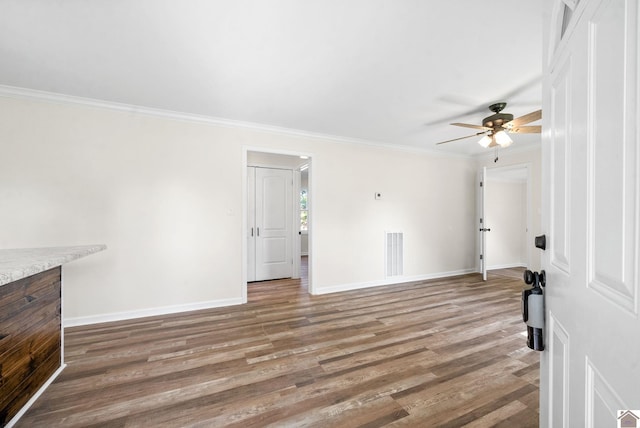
[494, 130, 513, 147]
[478, 134, 492, 148]
[436, 102, 542, 151]
[477, 130, 513, 148]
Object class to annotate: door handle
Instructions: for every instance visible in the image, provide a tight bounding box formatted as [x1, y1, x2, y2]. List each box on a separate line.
[257, 227, 260, 237]
[251, 227, 254, 237]
[479, 228, 491, 232]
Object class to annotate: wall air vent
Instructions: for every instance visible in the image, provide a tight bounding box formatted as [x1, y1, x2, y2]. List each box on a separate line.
[385, 231, 404, 277]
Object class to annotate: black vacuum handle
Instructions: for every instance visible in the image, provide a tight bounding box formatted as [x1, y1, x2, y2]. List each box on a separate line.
[524, 269, 546, 287]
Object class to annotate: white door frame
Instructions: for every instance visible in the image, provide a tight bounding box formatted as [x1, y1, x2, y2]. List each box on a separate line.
[242, 147, 314, 302]
[477, 162, 533, 276]
[479, 167, 488, 280]
[293, 169, 302, 279]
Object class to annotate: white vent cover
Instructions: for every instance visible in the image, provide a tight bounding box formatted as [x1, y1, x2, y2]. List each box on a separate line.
[385, 231, 404, 277]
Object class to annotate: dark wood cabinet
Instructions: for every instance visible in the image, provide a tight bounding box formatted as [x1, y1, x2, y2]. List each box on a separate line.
[0, 267, 61, 426]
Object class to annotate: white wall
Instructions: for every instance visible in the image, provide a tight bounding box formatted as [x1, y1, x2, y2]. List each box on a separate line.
[485, 179, 527, 268]
[312, 143, 477, 290]
[0, 95, 478, 324]
[1, 98, 245, 322]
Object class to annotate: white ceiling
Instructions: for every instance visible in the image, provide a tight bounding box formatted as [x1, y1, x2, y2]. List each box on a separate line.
[0, 0, 543, 156]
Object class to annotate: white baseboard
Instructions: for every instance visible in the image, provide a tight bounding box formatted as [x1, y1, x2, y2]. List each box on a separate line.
[6, 364, 67, 428]
[64, 267, 485, 325]
[64, 297, 244, 327]
[313, 268, 476, 295]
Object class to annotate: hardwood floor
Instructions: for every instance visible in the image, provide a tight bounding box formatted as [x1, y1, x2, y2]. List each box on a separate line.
[487, 267, 526, 281]
[17, 261, 539, 427]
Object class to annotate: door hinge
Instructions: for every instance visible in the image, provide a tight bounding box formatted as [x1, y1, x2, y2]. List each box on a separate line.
[480, 218, 483, 224]
[480, 254, 483, 260]
[480, 181, 483, 187]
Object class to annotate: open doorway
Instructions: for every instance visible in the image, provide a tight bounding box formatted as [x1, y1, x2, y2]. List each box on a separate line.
[243, 149, 312, 302]
[481, 163, 531, 280]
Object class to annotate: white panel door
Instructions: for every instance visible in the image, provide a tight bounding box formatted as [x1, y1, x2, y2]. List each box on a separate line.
[541, 0, 640, 426]
[247, 167, 256, 282]
[254, 167, 293, 281]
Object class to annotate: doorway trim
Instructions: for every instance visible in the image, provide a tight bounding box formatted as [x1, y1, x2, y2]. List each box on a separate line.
[477, 162, 533, 273]
[242, 146, 314, 303]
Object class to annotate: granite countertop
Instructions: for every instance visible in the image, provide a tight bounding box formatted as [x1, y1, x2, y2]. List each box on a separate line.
[0, 245, 106, 286]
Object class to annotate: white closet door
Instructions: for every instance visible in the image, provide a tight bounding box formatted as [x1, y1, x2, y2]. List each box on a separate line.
[247, 167, 256, 282]
[254, 168, 293, 281]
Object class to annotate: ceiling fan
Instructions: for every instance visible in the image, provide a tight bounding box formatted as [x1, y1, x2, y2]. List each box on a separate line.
[436, 102, 542, 148]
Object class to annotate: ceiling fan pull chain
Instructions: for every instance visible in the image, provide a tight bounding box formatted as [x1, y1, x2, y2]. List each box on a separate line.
[494, 146, 500, 163]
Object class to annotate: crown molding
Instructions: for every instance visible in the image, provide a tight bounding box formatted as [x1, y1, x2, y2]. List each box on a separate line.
[0, 84, 469, 159]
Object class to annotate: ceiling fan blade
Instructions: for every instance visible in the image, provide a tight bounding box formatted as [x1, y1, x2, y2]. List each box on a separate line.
[509, 125, 542, 134]
[507, 109, 542, 127]
[436, 131, 489, 145]
[426, 76, 542, 126]
[424, 106, 488, 126]
[451, 122, 491, 131]
[498, 75, 542, 102]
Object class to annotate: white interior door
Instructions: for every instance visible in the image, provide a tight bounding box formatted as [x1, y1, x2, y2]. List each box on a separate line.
[254, 167, 293, 281]
[541, 0, 640, 426]
[247, 167, 256, 282]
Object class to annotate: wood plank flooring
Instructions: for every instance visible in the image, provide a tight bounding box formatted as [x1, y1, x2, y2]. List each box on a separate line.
[487, 267, 527, 281]
[17, 261, 539, 427]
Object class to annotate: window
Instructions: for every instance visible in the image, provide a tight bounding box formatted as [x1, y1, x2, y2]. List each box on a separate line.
[300, 189, 308, 231]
